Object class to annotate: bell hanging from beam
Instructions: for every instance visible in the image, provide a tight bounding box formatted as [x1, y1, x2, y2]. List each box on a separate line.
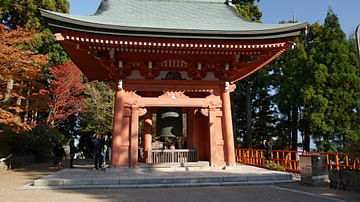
[157, 107, 183, 138]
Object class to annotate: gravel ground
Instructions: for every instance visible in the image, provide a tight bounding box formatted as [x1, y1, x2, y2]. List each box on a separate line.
[1, 160, 359, 202]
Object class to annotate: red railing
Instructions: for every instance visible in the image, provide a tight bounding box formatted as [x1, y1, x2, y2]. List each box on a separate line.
[235, 148, 360, 173]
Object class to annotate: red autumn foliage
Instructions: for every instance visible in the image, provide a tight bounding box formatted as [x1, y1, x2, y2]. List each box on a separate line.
[46, 61, 87, 128]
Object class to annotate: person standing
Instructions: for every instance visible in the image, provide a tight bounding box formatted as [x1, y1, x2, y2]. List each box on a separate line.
[53, 140, 65, 169]
[263, 140, 273, 161]
[92, 134, 105, 170]
[69, 138, 77, 168]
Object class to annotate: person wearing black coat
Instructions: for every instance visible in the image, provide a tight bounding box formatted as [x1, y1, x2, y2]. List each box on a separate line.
[92, 134, 105, 170]
[263, 140, 273, 161]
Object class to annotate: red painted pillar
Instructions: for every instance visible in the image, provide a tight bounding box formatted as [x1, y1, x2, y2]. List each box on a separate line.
[209, 107, 218, 166]
[111, 89, 125, 168]
[143, 110, 152, 162]
[222, 87, 236, 166]
[130, 105, 139, 167]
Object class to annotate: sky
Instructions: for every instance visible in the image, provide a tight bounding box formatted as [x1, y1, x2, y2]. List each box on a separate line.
[68, 0, 360, 37]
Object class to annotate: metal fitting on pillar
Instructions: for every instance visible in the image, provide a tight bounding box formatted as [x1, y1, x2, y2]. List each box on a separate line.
[225, 81, 230, 92]
[118, 80, 123, 90]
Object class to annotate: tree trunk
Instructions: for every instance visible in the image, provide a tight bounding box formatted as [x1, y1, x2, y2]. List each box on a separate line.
[4, 78, 14, 109]
[245, 81, 252, 148]
[15, 81, 24, 122]
[303, 127, 310, 151]
[31, 111, 38, 124]
[287, 108, 292, 149]
[24, 86, 31, 123]
[291, 106, 298, 151]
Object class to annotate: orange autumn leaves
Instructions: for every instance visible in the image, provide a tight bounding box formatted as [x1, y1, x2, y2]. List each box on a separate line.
[0, 24, 47, 133]
[0, 24, 86, 132]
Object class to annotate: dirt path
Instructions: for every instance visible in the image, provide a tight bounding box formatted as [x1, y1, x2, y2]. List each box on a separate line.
[0, 160, 101, 202]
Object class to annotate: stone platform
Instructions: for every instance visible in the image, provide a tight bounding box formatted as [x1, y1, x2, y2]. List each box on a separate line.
[29, 163, 294, 189]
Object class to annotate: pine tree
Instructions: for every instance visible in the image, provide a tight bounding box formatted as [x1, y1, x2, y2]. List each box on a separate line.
[303, 8, 360, 151]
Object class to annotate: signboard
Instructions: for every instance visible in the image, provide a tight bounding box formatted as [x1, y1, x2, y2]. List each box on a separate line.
[300, 156, 312, 177]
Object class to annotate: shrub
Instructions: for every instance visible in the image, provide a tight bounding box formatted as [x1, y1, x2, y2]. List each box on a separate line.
[22, 124, 65, 159]
[0, 124, 65, 160]
[264, 160, 285, 171]
[0, 130, 30, 157]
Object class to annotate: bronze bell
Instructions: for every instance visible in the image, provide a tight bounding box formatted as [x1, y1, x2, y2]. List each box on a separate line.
[157, 107, 183, 137]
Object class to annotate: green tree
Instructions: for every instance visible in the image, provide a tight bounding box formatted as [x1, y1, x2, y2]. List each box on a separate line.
[303, 8, 360, 151]
[79, 81, 115, 135]
[0, 0, 70, 66]
[232, 68, 276, 149]
[267, 8, 360, 152]
[0, 0, 69, 29]
[233, 0, 262, 22]
[269, 37, 310, 151]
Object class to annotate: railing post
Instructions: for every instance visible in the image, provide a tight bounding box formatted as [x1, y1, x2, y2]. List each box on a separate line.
[247, 150, 249, 164]
[252, 150, 254, 165]
[255, 150, 258, 166]
[289, 153, 292, 170]
[326, 154, 331, 170]
[284, 153, 288, 171]
[235, 149, 358, 172]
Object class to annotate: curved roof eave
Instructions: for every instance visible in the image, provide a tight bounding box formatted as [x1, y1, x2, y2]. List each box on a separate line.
[40, 9, 308, 40]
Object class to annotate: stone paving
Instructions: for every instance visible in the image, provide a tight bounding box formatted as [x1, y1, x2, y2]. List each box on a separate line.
[3, 161, 359, 201]
[30, 163, 294, 189]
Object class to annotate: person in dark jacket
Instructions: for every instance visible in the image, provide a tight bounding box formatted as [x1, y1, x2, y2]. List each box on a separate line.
[69, 138, 77, 168]
[53, 140, 65, 169]
[92, 134, 105, 170]
[263, 140, 273, 161]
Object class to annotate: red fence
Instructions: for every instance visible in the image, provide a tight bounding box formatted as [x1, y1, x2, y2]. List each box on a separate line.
[235, 148, 360, 173]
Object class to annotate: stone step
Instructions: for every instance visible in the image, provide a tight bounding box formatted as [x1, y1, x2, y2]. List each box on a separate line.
[31, 164, 294, 189]
[34, 175, 292, 188]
